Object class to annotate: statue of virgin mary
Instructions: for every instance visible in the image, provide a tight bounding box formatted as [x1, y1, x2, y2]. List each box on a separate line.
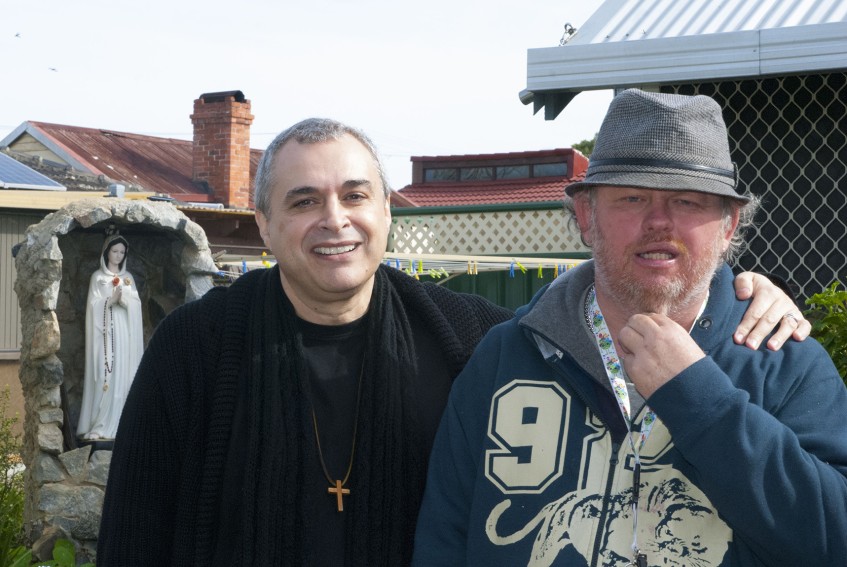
[77, 233, 144, 441]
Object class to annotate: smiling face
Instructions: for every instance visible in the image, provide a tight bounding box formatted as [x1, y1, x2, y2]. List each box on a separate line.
[575, 186, 738, 318]
[255, 134, 391, 324]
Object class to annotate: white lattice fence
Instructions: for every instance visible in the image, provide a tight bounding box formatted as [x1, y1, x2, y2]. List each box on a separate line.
[390, 207, 589, 256]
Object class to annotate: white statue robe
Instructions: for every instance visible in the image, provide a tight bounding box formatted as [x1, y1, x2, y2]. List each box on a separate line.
[77, 263, 144, 440]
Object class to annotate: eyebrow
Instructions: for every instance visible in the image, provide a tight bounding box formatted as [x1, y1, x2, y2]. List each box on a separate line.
[281, 179, 373, 202]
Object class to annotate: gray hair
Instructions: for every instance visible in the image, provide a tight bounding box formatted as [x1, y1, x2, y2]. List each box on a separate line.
[254, 117, 391, 215]
[564, 188, 761, 262]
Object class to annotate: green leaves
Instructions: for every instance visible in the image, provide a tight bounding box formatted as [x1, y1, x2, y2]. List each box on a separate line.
[805, 282, 847, 385]
[5, 547, 30, 567]
[25, 539, 94, 567]
[0, 388, 24, 567]
[0, 391, 96, 567]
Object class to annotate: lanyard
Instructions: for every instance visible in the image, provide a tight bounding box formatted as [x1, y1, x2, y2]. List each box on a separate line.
[586, 285, 708, 566]
[586, 285, 655, 564]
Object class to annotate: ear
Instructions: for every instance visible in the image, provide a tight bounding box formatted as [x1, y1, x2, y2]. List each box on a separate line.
[255, 210, 272, 249]
[572, 193, 593, 245]
[384, 193, 392, 231]
[721, 206, 741, 253]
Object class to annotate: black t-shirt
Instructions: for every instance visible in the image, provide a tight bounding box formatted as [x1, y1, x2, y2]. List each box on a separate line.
[214, 311, 453, 565]
[299, 315, 367, 564]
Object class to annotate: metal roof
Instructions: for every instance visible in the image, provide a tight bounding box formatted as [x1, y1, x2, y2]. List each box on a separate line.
[524, 0, 847, 118]
[0, 121, 263, 199]
[0, 152, 66, 191]
[564, 0, 847, 44]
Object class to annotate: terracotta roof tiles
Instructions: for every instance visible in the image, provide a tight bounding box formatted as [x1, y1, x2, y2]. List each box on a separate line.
[395, 178, 572, 207]
[395, 148, 588, 207]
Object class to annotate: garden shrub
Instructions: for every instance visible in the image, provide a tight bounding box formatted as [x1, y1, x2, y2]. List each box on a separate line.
[805, 282, 847, 386]
[0, 387, 24, 567]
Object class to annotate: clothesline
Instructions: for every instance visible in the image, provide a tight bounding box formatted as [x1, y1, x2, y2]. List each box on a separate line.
[214, 251, 587, 281]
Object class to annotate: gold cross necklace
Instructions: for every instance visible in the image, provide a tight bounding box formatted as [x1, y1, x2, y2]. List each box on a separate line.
[311, 358, 365, 512]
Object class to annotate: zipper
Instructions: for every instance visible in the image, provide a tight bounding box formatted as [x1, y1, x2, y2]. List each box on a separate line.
[589, 440, 620, 567]
[542, 350, 627, 567]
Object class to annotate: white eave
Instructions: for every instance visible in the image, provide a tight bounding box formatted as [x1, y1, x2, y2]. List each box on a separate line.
[525, 0, 847, 115]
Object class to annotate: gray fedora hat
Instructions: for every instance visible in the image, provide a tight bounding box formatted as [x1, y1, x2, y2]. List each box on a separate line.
[566, 89, 750, 202]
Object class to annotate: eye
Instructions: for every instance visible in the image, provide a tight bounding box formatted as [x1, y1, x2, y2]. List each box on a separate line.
[292, 198, 315, 208]
[675, 198, 700, 209]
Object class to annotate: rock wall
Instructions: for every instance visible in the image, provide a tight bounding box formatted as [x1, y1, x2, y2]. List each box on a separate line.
[14, 198, 216, 562]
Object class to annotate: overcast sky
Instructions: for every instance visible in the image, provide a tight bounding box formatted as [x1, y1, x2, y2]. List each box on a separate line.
[1, 0, 612, 189]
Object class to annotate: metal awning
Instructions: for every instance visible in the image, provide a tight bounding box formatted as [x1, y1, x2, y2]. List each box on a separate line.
[523, 0, 847, 119]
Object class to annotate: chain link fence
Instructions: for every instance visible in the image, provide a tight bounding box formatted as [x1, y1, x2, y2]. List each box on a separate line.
[664, 72, 847, 301]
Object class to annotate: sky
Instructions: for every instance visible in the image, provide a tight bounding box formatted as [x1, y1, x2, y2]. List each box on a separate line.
[1, 0, 612, 189]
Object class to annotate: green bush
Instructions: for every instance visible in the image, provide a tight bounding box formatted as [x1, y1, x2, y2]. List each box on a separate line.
[805, 282, 847, 386]
[4, 539, 95, 567]
[0, 387, 25, 567]
[33, 539, 94, 567]
[0, 390, 96, 567]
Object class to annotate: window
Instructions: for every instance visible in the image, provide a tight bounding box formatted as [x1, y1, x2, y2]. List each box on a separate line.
[496, 165, 530, 179]
[424, 168, 458, 182]
[423, 161, 567, 183]
[533, 163, 567, 177]
[460, 167, 494, 181]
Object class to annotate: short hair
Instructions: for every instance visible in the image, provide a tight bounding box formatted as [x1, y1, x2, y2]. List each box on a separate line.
[253, 118, 391, 215]
[564, 188, 761, 262]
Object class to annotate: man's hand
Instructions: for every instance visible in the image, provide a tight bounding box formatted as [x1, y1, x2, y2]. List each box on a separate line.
[733, 272, 811, 351]
[619, 313, 706, 399]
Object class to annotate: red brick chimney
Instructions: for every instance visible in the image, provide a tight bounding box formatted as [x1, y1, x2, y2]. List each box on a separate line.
[191, 90, 254, 208]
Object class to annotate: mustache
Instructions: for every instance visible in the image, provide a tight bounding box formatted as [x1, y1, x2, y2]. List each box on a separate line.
[629, 235, 689, 255]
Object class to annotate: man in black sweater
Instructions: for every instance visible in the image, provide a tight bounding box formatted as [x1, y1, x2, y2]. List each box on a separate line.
[97, 118, 807, 566]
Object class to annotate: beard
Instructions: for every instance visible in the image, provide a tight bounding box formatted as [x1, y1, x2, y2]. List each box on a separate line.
[591, 223, 726, 319]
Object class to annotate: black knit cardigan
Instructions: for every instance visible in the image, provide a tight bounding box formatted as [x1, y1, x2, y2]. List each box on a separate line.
[96, 266, 513, 566]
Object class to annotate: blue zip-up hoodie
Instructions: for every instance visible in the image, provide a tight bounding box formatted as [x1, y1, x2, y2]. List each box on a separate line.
[414, 261, 847, 566]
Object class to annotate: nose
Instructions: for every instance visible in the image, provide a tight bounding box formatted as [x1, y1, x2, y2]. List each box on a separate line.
[643, 199, 673, 232]
[320, 198, 350, 232]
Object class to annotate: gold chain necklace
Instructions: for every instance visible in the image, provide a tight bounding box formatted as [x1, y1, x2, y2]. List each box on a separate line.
[311, 358, 365, 512]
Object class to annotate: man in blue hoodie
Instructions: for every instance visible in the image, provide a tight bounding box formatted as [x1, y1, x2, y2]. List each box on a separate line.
[414, 89, 847, 566]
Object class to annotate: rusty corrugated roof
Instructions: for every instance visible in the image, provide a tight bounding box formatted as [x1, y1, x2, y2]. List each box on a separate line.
[25, 122, 262, 199]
